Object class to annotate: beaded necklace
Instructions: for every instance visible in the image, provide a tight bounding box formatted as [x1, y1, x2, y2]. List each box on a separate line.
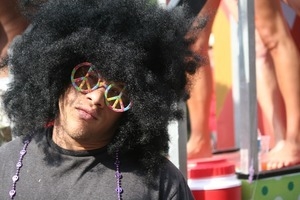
[9, 138, 123, 200]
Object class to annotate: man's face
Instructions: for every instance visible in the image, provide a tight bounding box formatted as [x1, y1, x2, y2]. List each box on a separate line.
[54, 63, 132, 148]
[56, 85, 123, 145]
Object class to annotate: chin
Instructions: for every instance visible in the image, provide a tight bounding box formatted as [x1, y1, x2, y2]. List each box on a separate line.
[66, 125, 91, 139]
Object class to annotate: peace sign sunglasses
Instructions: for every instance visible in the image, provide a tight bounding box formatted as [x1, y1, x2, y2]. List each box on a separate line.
[71, 62, 132, 112]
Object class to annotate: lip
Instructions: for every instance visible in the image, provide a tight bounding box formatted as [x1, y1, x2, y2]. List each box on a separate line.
[76, 107, 98, 120]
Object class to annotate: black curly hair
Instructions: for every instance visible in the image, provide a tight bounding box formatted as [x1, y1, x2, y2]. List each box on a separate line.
[2, 0, 204, 181]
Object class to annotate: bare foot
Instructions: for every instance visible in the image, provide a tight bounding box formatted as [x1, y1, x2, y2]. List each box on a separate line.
[267, 140, 300, 170]
[187, 133, 212, 160]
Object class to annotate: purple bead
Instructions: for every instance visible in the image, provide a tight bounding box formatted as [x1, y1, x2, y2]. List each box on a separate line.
[20, 149, 27, 156]
[9, 138, 31, 199]
[115, 187, 123, 194]
[12, 175, 19, 182]
[115, 172, 122, 179]
[16, 162, 22, 168]
[9, 189, 16, 198]
[24, 140, 30, 144]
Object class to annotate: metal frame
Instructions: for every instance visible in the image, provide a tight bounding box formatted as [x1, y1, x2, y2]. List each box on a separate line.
[234, 0, 258, 174]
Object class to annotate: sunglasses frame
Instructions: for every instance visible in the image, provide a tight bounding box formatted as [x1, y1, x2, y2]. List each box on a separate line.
[71, 62, 132, 112]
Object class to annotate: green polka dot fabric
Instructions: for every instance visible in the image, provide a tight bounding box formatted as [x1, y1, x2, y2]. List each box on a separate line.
[241, 173, 300, 200]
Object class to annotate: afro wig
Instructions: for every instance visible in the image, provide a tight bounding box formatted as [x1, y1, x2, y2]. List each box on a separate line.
[2, 0, 205, 178]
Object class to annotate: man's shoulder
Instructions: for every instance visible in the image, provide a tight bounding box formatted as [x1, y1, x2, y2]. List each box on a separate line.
[0, 137, 23, 156]
[160, 157, 185, 176]
[158, 157, 194, 199]
[0, 136, 23, 148]
[157, 156, 189, 186]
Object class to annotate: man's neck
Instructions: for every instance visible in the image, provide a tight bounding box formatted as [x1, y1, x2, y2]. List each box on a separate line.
[52, 125, 111, 151]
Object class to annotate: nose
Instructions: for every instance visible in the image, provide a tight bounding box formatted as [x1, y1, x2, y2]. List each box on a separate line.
[85, 87, 106, 108]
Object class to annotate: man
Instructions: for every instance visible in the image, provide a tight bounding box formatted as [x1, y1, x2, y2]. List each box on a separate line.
[0, 0, 203, 199]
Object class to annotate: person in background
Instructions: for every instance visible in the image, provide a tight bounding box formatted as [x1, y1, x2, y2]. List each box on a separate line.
[254, 0, 300, 170]
[186, 0, 220, 160]
[187, 0, 300, 171]
[222, 0, 300, 170]
[0, 0, 29, 145]
[0, 0, 205, 199]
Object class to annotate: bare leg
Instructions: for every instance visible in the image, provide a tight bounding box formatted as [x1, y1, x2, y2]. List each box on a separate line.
[255, 0, 300, 170]
[186, 0, 221, 160]
[0, 0, 28, 77]
[255, 30, 286, 148]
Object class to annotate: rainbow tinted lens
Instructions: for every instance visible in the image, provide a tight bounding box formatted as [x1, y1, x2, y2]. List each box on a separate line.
[71, 62, 132, 112]
[105, 83, 132, 112]
[71, 62, 101, 93]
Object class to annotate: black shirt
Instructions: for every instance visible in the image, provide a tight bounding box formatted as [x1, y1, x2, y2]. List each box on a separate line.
[0, 129, 194, 200]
